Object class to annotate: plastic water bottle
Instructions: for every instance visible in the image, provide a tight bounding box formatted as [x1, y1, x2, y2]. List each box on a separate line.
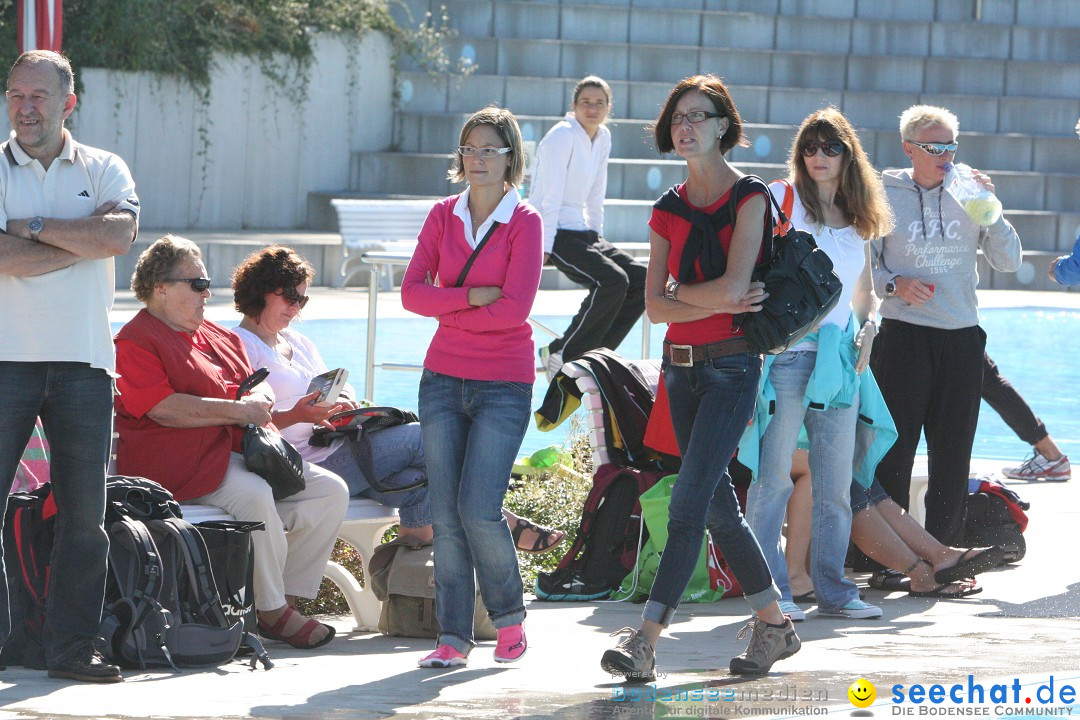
[943, 162, 1002, 226]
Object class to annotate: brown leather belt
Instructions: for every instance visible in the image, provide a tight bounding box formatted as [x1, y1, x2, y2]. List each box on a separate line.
[663, 337, 752, 367]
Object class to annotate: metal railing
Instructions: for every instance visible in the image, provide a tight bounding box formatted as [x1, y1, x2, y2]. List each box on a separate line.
[358, 250, 652, 399]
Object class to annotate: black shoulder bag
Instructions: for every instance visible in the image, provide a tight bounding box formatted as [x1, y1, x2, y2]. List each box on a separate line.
[654, 176, 843, 354]
[309, 407, 425, 493]
[453, 221, 501, 287]
[237, 368, 306, 500]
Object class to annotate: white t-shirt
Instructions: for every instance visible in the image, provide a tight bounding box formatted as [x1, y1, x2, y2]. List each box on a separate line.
[528, 113, 611, 253]
[0, 130, 140, 373]
[769, 181, 867, 350]
[234, 325, 356, 465]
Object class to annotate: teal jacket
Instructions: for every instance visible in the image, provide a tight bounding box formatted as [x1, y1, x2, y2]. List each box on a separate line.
[737, 317, 897, 488]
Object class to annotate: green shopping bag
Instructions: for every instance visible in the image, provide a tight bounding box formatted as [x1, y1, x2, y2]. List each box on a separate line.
[612, 474, 728, 604]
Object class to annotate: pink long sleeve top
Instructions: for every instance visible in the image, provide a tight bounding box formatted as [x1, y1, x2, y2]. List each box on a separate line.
[401, 191, 543, 384]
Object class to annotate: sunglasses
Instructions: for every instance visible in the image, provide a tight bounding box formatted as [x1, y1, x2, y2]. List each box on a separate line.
[800, 140, 845, 158]
[906, 139, 958, 156]
[276, 286, 310, 309]
[166, 277, 212, 292]
[456, 146, 511, 158]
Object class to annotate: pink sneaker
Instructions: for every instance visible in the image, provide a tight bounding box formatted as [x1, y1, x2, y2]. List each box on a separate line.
[418, 644, 467, 669]
[494, 624, 527, 663]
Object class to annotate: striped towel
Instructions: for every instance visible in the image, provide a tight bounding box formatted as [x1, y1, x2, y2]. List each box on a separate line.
[10, 418, 50, 494]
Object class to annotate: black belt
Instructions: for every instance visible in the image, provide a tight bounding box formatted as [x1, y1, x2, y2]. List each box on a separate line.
[663, 338, 752, 367]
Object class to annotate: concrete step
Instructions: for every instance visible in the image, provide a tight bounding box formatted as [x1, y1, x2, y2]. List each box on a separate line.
[396, 110, 1078, 175]
[396, 70, 1080, 138]
[349, 149, 1080, 215]
[412, 2, 1079, 61]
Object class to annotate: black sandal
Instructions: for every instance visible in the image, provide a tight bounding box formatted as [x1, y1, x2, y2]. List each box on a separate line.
[511, 518, 566, 555]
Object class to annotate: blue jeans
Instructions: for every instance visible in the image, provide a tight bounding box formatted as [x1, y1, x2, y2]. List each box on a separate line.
[0, 362, 113, 665]
[318, 423, 432, 528]
[418, 369, 529, 653]
[745, 350, 861, 612]
[645, 353, 779, 626]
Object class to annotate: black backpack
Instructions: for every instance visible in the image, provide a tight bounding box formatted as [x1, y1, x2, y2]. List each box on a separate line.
[98, 477, 272, 670]
[963, 490, 1027, 563]
[535, 465, 663, 601]
[655, 176, 843, 354]
[0, 485, 54, 669]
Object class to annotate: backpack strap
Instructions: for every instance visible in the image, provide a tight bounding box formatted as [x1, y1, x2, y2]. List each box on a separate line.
[105, 518, 173, 670]
[149, 518, 229, 626]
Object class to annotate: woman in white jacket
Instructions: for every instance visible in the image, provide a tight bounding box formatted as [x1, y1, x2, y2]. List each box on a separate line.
[529, 76, 646, 378]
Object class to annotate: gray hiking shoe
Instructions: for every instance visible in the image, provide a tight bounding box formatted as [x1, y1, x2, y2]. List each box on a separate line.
[600, 627, 656, 682]
[729, 617, 801, 675]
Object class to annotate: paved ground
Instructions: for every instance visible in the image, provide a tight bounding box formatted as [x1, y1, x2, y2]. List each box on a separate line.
[2, 288, 1078, 719]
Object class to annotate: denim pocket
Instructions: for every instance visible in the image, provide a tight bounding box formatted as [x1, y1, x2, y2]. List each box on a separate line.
[710, 354, 750, 373]
[496, 380, 533, 397]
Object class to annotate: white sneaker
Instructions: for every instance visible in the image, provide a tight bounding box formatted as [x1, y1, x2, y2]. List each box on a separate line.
[1003, 452, 1071, 482]
[818, 598, 882, 619]
[538, 346, 563, 382]
[778, 600, 806, 622]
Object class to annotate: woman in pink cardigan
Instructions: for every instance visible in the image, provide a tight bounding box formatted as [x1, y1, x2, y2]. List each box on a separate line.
[401, 106, 543, 669]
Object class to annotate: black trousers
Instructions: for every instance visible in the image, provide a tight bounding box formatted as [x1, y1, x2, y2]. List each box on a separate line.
[548, 229, 646, 361]
[869, 319, 986, 546]
[982, 351, 1047, 446]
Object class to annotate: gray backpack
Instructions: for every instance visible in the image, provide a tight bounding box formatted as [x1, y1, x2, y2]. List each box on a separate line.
[99, 517, 268, 670]
[369, 538, 496, 640]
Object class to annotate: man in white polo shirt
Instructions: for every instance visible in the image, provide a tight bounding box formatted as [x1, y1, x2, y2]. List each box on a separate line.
[0, 50, 138, 683]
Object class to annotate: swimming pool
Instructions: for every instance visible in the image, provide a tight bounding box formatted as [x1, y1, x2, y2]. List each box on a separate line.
[265, 306, 1080, 462]
[113, 306, 1079, 462]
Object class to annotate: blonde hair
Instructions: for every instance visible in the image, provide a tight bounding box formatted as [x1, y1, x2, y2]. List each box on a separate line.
[447, 106, 526, 188]
[899, 104, 959, 140]
[788, 107, 893, 241]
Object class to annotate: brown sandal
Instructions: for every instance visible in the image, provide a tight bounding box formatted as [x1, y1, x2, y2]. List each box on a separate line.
[257, 606, 335, 649]
[511, 518, 566, 554]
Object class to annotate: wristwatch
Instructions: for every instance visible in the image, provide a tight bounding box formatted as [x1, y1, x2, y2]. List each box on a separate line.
[27, 216, 43, 242]
[884, 278, 898, 297]
[665, 280, 681, 301]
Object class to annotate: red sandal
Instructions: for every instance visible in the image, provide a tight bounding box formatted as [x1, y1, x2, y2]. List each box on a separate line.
[257, 606, 336, 649]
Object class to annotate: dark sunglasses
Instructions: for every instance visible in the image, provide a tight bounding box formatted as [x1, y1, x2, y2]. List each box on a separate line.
[276, 286, 310, 309]
[906, 139, 958, 156]
[166, 277, 212, 292]
[800, 140, 845, 158]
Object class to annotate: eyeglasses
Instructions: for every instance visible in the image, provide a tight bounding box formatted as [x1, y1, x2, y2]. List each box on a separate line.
[800, 140, 845, 158]
[456, 146, 511, 158]
[905, 139, 958, 156]
[671, 110, 722, 125]
[275, 286, 309, 309]
[166, 277, 212, 292]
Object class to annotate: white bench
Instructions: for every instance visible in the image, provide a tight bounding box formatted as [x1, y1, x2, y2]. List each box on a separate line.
[182, 497, 399, 632]
[330, 198, 433, 287]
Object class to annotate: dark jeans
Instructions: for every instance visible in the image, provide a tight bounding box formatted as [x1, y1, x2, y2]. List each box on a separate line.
[548, 229, 646, 361]
[982, 351, 1046, 446]
[644, 352, 779, 626]
[0, 362, 113, 665]
[869, 320, 986, 546]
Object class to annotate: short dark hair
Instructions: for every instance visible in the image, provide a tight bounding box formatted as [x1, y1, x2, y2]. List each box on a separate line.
[9, 50, 74, 94]
[231, 246, 315, 318]
[653, 74, 747, 155]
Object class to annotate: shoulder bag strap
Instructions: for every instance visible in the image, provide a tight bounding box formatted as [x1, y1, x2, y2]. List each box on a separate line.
[774, 180, 794, 236]
[453, 221, 501, 288]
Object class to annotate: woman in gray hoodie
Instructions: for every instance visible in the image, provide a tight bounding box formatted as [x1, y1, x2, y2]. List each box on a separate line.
[868, 105, 1021, 546]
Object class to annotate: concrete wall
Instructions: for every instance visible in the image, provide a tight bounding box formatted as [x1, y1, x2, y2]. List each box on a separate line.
[44, 32, 394, 231]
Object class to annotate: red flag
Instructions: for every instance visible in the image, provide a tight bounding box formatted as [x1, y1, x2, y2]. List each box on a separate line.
[17, 0, 63, 54]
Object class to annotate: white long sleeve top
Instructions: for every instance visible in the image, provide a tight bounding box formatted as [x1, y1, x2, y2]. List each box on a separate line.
[528, 112, 611, 253]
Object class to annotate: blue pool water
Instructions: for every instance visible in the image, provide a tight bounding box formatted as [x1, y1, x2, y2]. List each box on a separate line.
[114, 307, 1080, 462]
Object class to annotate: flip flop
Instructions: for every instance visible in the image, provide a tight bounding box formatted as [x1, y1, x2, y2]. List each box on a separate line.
[933, 546, 1005, 585]
[792, 591, 816, 604]
[511, 518, 566, 554]
[258, 606, 336, 649]
[869, 569, 911, 593]
[909, 582, 983, 599]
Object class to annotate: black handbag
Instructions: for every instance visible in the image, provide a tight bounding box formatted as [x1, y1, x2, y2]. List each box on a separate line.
[736, 179, 844, 354]
[654, 176, 843, 355]
[196, 520, 265, 634]
[309, 406, 425, 494]
[237, 369, 306, 500]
